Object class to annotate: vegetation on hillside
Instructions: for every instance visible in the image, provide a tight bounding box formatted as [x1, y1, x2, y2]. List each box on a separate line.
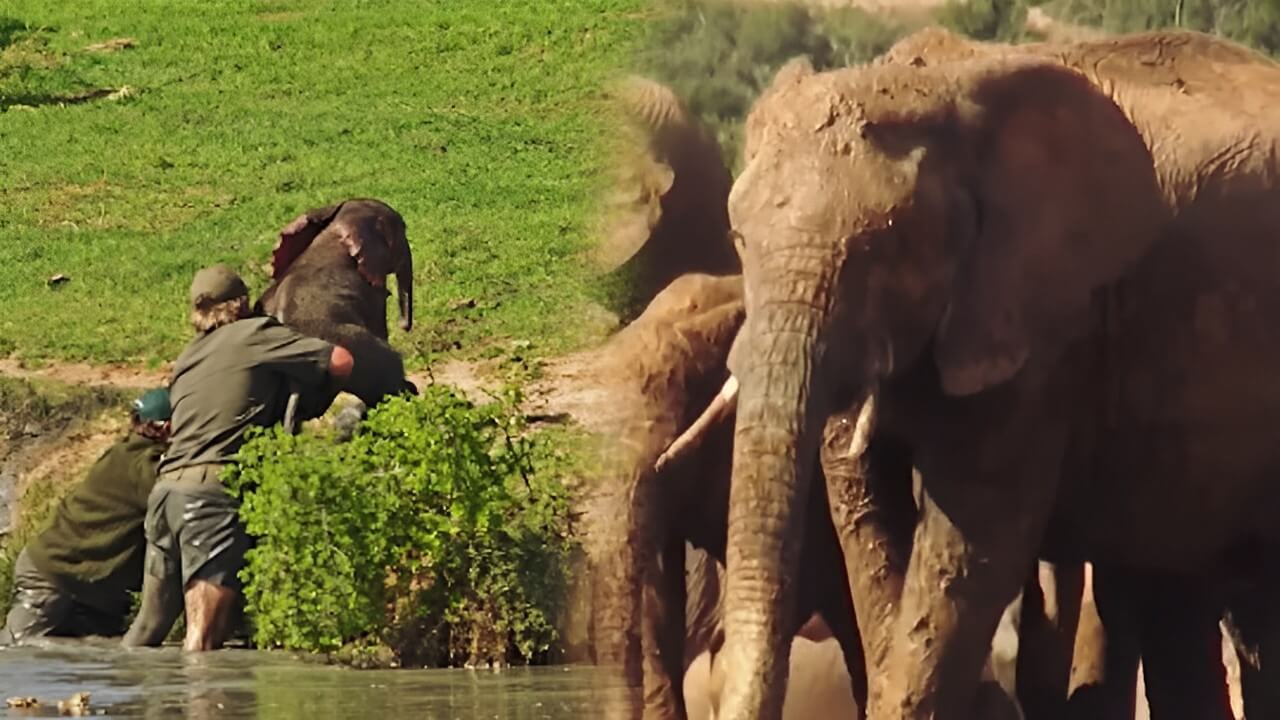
[0, 0, 645, 368]
[635, 0, 905, 169]
[637, 0, 1280, 170]
[1042, 0, 1280, 52]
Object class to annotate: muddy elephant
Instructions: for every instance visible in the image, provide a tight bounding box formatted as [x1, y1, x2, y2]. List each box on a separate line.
[592, 77, 741, 322]
[704, 28, 1280, 720]
[255, 198, 417, 427]
[585, 272, 864, 719]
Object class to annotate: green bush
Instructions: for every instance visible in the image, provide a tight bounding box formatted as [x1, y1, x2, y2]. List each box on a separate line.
[226, 384, 574, 668]
[935, 0, 1030, 41]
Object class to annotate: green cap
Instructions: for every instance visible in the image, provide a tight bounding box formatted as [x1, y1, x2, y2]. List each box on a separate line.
[132, 387, 172, 423]
[190, 263, 248, 307]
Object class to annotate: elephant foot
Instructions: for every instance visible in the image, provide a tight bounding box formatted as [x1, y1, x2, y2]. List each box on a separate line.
[332, 400, 368, 442]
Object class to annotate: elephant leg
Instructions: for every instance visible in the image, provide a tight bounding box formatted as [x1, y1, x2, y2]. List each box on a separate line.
[820, 398, 915, 691]
[817, 595, 869, 720]
[1016, 560, 1084, 720]
[589, 473, 645, 719]
[1067, 564, 1139, 720]
[1223, 581, 1278, 720]
[1136, 572, 1232, 720]
[807, 462, 869, 718]
[641, 536, 688, 719]
[684, 544, 725, 672]
[873, 419, 1065, 720]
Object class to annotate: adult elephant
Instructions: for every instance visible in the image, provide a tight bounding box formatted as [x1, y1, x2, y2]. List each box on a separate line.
[592, 77, 741, 322]
[876, 28, 1245, 720]
[709, 28, 1280, 720]
[585, 272, 864, 719]
[255, 198, 417, 429]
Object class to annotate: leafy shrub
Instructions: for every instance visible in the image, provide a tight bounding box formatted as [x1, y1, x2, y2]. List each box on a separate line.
[935, 0, 1031, 41]
[226, 383, 574, 668]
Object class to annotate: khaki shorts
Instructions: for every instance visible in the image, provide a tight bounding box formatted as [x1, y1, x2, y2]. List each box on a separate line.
[143, 464, 251, 591]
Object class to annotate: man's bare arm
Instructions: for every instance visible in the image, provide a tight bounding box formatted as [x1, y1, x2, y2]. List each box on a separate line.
[329, 345, 354, 380]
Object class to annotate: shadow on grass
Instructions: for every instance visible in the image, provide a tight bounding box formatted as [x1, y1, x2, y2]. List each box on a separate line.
[0, 16, 30, 50]
[0, 16, 127, 112]
[2, 86, 131, 111]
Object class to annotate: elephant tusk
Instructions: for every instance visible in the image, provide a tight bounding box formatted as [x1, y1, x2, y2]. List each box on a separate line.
[654, 375, 739, 473]
[845, 392, 877, 460]
[283, 383, 302, 436]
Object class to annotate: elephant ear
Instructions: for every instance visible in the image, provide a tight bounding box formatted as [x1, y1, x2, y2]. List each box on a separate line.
[672, 301, 746, 389]
[589, 76, 689, 273]
[924, 58, 1168, 395]
[271, 202, 345, 280]
[592, 149, 676, 272]
[336, 207, 401, 288]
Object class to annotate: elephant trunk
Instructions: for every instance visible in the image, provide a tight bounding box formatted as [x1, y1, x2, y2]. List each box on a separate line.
[396, 252, 413, 332]
[718, 281, 828, 719]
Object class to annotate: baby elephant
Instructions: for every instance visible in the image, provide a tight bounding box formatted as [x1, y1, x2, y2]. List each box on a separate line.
[255, 198, 417, 428]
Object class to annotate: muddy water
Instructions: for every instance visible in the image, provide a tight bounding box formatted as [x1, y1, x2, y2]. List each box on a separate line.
[0, 640, 627, 718]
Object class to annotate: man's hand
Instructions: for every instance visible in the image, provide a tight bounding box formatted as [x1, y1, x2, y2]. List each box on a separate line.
[329, 345, 354, 380]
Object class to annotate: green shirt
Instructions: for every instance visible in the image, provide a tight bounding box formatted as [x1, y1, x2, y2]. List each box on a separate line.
[160, 316, 333, 475]
[25, 433, 164, 613]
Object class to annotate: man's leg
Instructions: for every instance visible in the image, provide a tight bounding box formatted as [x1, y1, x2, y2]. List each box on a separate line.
[123, 484, 185, 647]
[1, 548, 73, 644]
[176, 470, 252, 652]
[183, 580, 239, 651]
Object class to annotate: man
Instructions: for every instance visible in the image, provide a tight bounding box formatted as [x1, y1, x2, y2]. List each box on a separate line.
[122, 263, 353, 651]
[1, 388, 173, 645]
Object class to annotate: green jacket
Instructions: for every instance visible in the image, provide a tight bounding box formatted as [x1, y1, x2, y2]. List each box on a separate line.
[25, 433, 164, 614]
[160, 316, 332, 475]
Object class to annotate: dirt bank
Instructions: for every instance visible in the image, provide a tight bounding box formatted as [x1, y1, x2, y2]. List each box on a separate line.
[0, 347, 621, 545]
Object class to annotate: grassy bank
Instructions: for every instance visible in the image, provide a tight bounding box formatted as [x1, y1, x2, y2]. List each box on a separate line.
[0, 0, 646, 369]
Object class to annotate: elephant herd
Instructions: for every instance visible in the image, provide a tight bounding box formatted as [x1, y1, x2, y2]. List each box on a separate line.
[587, 24, 1280, 720]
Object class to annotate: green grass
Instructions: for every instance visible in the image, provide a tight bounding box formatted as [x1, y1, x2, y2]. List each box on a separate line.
[0, 0, 647, 369]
